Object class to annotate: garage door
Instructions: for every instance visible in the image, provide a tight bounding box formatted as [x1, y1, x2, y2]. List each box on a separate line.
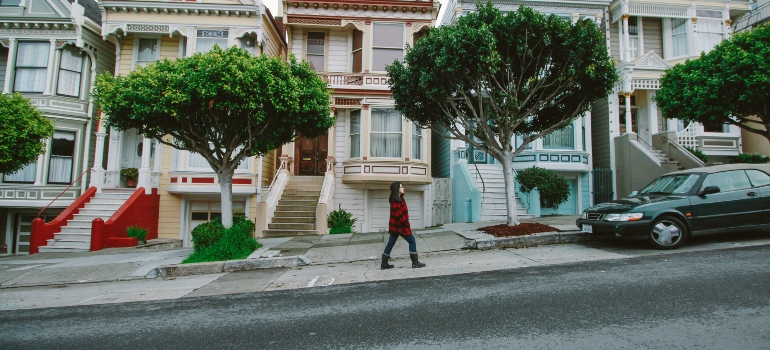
[368, 190, 423, 232]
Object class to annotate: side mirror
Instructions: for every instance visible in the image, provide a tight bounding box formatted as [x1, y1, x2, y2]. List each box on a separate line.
[698, 186, 720, 196]
[629, 191, 638, 197]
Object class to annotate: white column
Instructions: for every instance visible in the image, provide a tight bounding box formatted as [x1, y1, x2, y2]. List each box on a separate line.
[43, 39, 56, 95]
[624, 92, 633, 133]
[622, 14, 631, 62]
[575, 115, 584, 152]
[3, 38, 16, 93]
[649, 92, 659, 135]
[105, 127, 123, 187]
[90, 118, 107, 191]
[137, 136, 152, 194]
[33, 143, 46, 186]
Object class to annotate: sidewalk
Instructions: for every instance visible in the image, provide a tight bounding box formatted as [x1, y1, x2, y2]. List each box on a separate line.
[0, 215, 579, 289]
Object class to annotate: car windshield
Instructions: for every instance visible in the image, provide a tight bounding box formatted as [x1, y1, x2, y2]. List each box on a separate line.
[638, 174, 700, 195]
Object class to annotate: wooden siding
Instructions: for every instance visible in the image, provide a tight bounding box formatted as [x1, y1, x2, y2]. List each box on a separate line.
[610, 23, 621, 61]
[334, 110, 347, 162]
[263, 15, 284, 59]
[581, 172, 590, 210]
[333, 114, 365, 232]
[291, 32, 303, 60]
[0, 46, 7, 90]
[591, 97, 612, 169]
[431, 127, 450, 178]
[260, 150, 276, 187]
[82, 28, 116, 78]
[642, 17, 663, 56]
[157, 142, 182, 239]
[118, 35, 135, 76]
[328, 29, 348, 72]
[160, 36, 180, 60]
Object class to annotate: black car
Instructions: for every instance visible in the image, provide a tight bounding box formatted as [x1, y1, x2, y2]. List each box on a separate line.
[577, 163, 770, 249]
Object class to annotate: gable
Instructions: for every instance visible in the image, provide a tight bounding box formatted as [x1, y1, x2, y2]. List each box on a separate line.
[632, 51, 671, 70]
[24, 0, 68, 19]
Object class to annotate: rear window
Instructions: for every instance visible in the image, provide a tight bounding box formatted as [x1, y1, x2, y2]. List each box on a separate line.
[638, 174, 700, 195]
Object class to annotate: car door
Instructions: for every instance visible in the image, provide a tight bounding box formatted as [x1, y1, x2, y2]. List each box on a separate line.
[688, 170, 757, 232]
[745, 169, 770, 227]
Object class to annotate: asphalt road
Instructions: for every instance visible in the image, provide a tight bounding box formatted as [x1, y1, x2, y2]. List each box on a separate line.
[1, 244, 769, 350]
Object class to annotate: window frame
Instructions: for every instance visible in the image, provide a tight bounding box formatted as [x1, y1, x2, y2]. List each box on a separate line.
[348, 110, 362, 159]
[411, 123, 423, 160]
[133, 36, 161, 69]
[46, 129, 79, 185]
[695, 18, 724, 54]
[305, 31, 327, 72]
[56, 45, 85, 98]
[746, 169, 770, 188]
[239, 35, 257, 55]
[699, 170, 753, 193]
[13, 41, 50, 94]
[542, 122, 576, 150]
[369, 108, 405, 159]
[371, 22, 405, 72]
[668, 18, 689, 59]
[349, 29, 363, 73]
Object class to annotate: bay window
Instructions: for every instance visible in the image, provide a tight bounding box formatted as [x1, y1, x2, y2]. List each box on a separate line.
[306, 32, 325, 71]
[372, 23, 404, 72]
[14, 42, 49, 93]
[47, 131, 76, 184]
[3, 163, 36, 183]
[240, 36, 256, 55]
[627, 16, 640, 60]
[370, 108, 402, 158]
[671, 18, 688, 57]
[196, 30, 228, 53]
[542, 123, 575, 149]
[57, 46, 83, 97]
[136, 38, 159, 67]
[697, 19, 723, 53]
[349, 110, 361, 158]
[412, 123, 422, 160]
[187, 150, 249, 171]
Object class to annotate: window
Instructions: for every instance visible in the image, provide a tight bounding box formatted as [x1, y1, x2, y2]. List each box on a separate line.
[240, 36, 256, 55]
[515, 134, 533, 150]
[351, 30, 363, 73]
[14, 42, 49, 93]
[671, 18, 688, 57]
[746, 170, 770, 187]
[412, 123, 422, 160]
[196, 30, 228, 53]
[57, 46, 83, 97]
[703, 120, 729, 133]
[3, 163, 36, 183]
[47, 131, 76, 184]
[626, 17, 640, 60]
[306, 32, 325, 71]
[697, 19, 723, 53]
[701, 170, 752, 192]
[370, 108, 403, 158]
[372, 23, 404, 71]
[187, 150, 249, 171]
[136, 38, 159, 67]
[639, 174, 700, 195]
[628, 16, 639, 35]
[542, 123, 575, 149]
[0, 0, 21, 6]
[349, 110, 361, 158]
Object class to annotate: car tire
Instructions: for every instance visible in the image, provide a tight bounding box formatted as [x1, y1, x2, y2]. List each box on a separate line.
[648, 215, 688, 250]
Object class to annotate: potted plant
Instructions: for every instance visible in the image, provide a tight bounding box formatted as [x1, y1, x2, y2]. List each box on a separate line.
[120, 167, 139, 187]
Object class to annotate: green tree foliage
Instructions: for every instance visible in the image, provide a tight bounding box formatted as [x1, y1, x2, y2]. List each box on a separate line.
[516, 166, 570, 209]
[93, 46, 334, 227]
[656, 25, 770, 141]
[387, 3, 616, 225]
[0, 93, 54, 174]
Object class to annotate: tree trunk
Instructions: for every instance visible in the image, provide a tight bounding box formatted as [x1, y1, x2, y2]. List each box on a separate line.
[217, 169, 235, 228]
[501, 150, 519, 226]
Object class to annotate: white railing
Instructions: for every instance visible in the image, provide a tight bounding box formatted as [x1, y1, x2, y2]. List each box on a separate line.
[676, 122, 701, 149]
[734, 1, 770, 32]
[321, 74, 364, 86]
[264, 160, 289, 224]
[318, 159, 336, 207]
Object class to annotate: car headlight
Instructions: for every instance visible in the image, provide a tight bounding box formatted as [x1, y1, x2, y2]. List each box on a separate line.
[581, 212, 588, 219]
[603, 213, 643, 222]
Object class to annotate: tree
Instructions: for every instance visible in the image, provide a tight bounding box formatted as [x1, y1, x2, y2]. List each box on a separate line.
[655, 24, 770, 141]
[0, 93, 54, 174]
[387, 3, 616, 225]
[93, 46, 334, 227]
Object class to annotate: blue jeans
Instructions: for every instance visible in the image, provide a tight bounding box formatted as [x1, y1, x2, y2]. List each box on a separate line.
[383, 233, 417, 255]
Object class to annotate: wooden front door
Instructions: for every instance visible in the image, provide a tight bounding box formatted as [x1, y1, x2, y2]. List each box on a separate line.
[295, 134, 328, 176]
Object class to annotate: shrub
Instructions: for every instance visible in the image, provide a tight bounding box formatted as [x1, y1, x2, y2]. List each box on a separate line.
[684, 146, 709, 164]
[516, 166, 570, 209]
[126, 226, 148, 244]
[120, 167, 139, 180]
[183, 217, 261, 263]
[735, 153, 770, 164]
[328, 205, 357, 234]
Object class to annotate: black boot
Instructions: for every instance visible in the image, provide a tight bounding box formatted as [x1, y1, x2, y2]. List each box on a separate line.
[381, 254, 394, 270]
[410, 253, 426, 268]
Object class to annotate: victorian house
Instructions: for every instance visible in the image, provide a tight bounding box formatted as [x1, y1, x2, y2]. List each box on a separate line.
[261, 0, 440, 235]
[0, 0, 115, 254]
[592, 0, 751, 199]
[25, 0, 287, 253]
[439, 0, 608, 222]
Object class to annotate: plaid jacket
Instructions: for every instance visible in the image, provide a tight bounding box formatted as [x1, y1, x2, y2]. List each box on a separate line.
[388, 198, 412, 236]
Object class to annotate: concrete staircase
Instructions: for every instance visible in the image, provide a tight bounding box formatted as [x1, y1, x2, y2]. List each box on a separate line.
[263, 176, 324, 237]
[467, 163, 533, 221]
[636, 140, 685, 171]
[38, 188, 134, 253]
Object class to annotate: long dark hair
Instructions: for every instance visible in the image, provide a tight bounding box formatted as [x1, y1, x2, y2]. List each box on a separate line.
[389, 182, 403, 204]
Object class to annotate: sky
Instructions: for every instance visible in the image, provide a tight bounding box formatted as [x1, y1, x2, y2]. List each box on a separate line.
[262, 0, 449, 24]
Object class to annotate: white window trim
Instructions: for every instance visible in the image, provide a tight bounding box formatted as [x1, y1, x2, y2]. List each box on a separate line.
[44, 127, 81, 186]
[663, 17, 691, 60]
[304, 30, 329, 71]
[194, 28, 231, 54]
[55, 45, 86, 99]
[132, 35, 161, 70]
[180, 149, 253, 173]
[13, 41, 51, 94]
[369, 107, 405, 160]
[347, 110, 362, 160]
[411, 123, 424, 161]
[370, 22, 406, 73]
[542, 121, 577, 150]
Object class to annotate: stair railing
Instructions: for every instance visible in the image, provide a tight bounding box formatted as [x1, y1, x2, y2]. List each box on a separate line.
[472, 162, 486, 204]
[635, 136, 669, 163]
[660, 134, 706, 168]
[37, 168, 92, 218]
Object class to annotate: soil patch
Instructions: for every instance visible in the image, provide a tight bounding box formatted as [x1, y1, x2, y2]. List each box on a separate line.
[478, 223, 560, 237]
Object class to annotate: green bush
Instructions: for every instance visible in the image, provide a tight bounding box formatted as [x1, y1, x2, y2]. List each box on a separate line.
[328, 204, 357, 234]
[735, 153, 770, 164]
[183, 217, 261, 264]
[120, 167, 138, 180]
[685, 146, 709, 164]
[126, 226, 148, 244]
[516, 166, 570, 209]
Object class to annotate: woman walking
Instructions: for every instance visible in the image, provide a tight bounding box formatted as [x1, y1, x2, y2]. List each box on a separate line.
[381, 181, 426, 269]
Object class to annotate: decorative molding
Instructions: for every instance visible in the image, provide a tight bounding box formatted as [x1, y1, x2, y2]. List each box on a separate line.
[126, 24, 169, 33]
[341, 19, 365, 31]
[691, 18, 698, 24]
[412, 22, 431, 34]
[287, 7, 432, 20]
[288, 17, 342, 26]
[55, 39, 76, 49]
[0, 28, 76, 36]
[631, 51, 671, 69]
[696, 9, 723, 19]
[725, 19, 732, 27]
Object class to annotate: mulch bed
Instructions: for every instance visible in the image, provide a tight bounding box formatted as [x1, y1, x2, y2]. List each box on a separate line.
[478, 223, 560, 237]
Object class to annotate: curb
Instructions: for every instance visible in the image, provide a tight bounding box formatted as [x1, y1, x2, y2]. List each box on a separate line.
[462, 231, 593, 250]
[154, 255, 312, 278]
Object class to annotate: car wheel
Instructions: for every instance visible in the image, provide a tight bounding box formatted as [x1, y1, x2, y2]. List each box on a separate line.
[648, 215, 688, 249]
